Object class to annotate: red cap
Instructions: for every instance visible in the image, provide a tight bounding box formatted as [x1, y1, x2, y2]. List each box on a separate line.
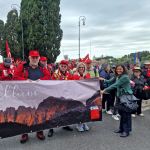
[60, 60, 68, 66]
[29, 51, 40, 57]
[40, 57, 47, 61]
[86, 59, 92, 64]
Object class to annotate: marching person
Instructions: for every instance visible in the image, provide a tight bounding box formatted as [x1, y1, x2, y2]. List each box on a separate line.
[51, 60, 73, 133]
[13, 51, 51, 143]
[40, 57, 53, 76]
[72, 62, 91, 131]
[0, 57, 16, 81]
[142, 61, 150, 86]
[99, 64, 112, 115]
[85, 59, 99, 78]
[100, 63, 133, 137]
[131, 67, 148, 117]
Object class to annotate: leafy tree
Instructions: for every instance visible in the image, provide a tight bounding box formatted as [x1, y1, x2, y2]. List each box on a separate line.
[19, 0, 63, 63]
[1, 10, 20, 60]
[0, 20, 5, 57]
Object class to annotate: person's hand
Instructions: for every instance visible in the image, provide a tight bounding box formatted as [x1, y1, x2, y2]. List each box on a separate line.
[5, 74, 9, 78]
[99, 77, 104, 81]
[27, 79, 33, 82]
[36, 79, 41, 82]
[79, 77, 84, 80]
[100, 90, 105, 95]
[144, 86, 148, 90]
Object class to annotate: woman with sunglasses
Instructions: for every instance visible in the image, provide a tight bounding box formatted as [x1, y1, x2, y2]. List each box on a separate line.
[131, 67, 148, 117]
[72, 62, 91, 131]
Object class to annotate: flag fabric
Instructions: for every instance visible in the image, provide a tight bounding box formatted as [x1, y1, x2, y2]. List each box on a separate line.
[97, 63, 99, 70]
[6, 41, 11, 58]
[83, 54, 89, 63]
[79, 58, 83, 62]
[133, 53, 141, 66]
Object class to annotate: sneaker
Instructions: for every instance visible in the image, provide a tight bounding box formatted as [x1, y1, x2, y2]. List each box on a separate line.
[138, 113, 144, 116]
[106, 110, 112, 115]
[48, 129, 53, 137]
[20, 134, 28, 144]
[132, 114, 136, 118]
[76, 124, 84, 132]
[117, 113, 120, 117]
[83, 123, 89, 131]
[102, 109, 106, 112]
[37, 131, 45, 140]
[112, 115, 119, 120]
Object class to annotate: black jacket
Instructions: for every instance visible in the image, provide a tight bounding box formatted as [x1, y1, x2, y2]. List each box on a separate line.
[142, 66, 150, 86]
[131, 75, 147, 95]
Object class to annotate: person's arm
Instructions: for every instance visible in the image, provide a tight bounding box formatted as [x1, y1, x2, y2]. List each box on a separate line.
[104, 75, 129, 92]
[100, 70, 107, 88]
[39, 66, 51, 80]
[104, 77, 116, 84]
[13, 64, 27, 80]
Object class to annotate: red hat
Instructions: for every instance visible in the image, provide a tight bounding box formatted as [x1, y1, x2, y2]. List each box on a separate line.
[29, 51, 40, 57]
[40, 57, 47, 61]
[86, 59, 92, 64]
[60, 60, 68, 66]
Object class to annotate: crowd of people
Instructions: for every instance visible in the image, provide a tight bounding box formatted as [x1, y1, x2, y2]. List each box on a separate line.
[0, 50, 149, 143]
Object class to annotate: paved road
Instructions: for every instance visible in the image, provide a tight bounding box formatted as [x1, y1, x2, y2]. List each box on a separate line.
[0, 110, 150, 150]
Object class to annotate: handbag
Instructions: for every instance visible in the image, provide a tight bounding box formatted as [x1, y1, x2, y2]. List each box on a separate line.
[141, 89, 150, 100]
[118, 94, 139, 113]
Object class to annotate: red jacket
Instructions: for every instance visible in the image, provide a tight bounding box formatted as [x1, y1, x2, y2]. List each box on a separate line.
[72, 73, 91, 80]
[13, 61, 51, 80]
[52, 69, 72, 80]
[0, 63, 16, 81]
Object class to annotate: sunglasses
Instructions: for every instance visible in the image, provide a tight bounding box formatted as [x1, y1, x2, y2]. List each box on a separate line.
[79, 67, 84, 69]
[134, 71, 140, 73]
[60, 65, 67, 68]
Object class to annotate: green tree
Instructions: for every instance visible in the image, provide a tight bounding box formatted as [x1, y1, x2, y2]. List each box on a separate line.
[1, 10, 20, 60]
[0, 20, 5, 57]
[19, 0, 63, 63]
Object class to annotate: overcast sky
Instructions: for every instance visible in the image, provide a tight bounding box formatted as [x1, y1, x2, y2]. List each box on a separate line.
[0, 0, 150, 62]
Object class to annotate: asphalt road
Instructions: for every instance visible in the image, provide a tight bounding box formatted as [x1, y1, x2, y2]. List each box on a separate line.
[0, 110, 150, 150]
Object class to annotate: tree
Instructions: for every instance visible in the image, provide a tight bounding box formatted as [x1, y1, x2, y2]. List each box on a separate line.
[1, 10, 20, 60]
[19, 0, 63, 63]
[0, 20, 5, 57]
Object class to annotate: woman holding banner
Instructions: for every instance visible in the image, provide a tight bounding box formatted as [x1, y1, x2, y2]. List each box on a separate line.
[99, 63, 133, 138]
[72, 62, 91, 131]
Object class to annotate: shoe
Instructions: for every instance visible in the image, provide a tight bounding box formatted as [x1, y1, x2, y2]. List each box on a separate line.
[76, 124, 84, 132]
[63, 126, 73, 131]
[114, 129, 122, 133]
[37, 131, 45, 140]
[117, 113, 120, 117]
[20, 134, 28, 144]
[120, 132, 129, 137]
[106, 110, 112, 115]
[132, 114, 136, 118]
[48, 129, 54, 137]
[112, 115, 119, 120]
[102, 109, 106, 112]
[83, 123, 89, 131]
[138, 113, 144, 116]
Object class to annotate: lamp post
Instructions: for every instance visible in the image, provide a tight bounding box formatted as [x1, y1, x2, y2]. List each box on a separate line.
[11, 4, 24, 61]
[79, 16, 86, 61]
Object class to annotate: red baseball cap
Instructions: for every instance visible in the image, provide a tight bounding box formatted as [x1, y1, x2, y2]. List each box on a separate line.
[86, 59, 92, 64]
[40, 57, 48, 61]
[60, 60, 68, 66]
[29, 51, 40, 57]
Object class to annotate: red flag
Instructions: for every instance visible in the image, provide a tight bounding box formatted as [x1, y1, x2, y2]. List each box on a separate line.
[16, 59, 19, 64]
[12, 57, 14, 63]
[97, 63, 99, 70]
[72, 60, 76, 68]
[6, 41, 11, 58]
[79, 58, 83, 62]
[19, 59, 21, 63]
[83, 54, 89, 63]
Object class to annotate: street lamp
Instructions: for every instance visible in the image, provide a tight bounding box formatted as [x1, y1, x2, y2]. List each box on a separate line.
[79, 16, 86, 61]
[11, 4, 25, 61]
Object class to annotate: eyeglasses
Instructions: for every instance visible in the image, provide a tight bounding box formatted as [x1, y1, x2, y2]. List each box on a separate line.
[60, 65, 67, 68]
[79, 67, 84, 69]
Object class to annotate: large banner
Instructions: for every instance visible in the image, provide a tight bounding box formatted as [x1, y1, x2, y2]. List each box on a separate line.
[0, 78, 102, 138]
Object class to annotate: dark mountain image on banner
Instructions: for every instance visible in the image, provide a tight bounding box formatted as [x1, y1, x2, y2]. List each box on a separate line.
[0, 91, 102, 138]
